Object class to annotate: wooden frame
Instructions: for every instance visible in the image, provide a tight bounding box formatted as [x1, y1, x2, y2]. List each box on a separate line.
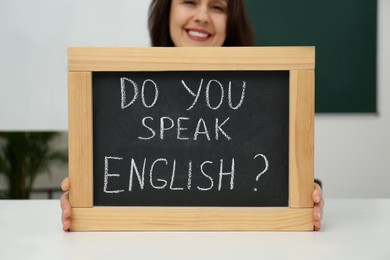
[68, 47, 315, 231]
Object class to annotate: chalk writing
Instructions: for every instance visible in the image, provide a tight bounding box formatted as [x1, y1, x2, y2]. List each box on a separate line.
[105, 156, 236, 193]
[181, 79, 247, 111]
[108, 77, 268, 193]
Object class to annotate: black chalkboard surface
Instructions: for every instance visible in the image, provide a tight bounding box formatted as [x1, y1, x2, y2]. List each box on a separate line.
[92, 71, 289, 207]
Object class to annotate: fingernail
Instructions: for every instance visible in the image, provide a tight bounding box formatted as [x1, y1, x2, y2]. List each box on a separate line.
[315, 196, 320, 203]
[317, 211, 321, 220]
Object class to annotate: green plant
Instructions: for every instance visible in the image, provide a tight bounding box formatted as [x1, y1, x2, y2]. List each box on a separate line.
[0, 132, 68, 199]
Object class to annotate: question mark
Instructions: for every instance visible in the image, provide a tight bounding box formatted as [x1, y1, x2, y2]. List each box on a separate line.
[253, 154, 269, 191]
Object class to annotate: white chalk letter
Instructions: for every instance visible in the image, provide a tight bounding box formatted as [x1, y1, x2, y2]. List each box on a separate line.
[228, 81, 246, 109]
[138, 117, 156, 140]
[160, 117, 175, 139]
[150, 158, 168, 189]
[218, 158, 235, 191]
[177, 117, 190, 140]
[198, 161, 214, 191]
[187, 160, 193, 190]
[194, 118, 210, 141]
[141, 79, 159, 108]
[170, 159, 184, 190]
[181, 79, 203, 111]
[104, 156, 124, 193]
[129, 158, 146, 191]
[120, 78, 138, 109]
[206, 79, 224, 110]
[215, 117, 231, 140]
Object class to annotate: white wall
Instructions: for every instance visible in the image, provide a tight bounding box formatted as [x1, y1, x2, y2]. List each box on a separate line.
[0, 0, 389, 198]
[0, 0, 150, 131]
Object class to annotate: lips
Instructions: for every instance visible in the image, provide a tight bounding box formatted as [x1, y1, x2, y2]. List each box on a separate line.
[186, 29, 211, 41]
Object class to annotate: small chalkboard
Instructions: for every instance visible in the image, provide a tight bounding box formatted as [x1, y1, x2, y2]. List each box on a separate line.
[68, 47, 314, 231]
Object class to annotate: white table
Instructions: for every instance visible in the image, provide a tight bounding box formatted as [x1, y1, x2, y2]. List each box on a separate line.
[0, 199, 389, 260]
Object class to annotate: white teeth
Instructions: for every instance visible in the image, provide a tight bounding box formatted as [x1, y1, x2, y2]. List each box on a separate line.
[188, 30, 208, 38]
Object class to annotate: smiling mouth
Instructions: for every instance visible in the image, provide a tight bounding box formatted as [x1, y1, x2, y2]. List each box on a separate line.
[186, 29, 211, 41]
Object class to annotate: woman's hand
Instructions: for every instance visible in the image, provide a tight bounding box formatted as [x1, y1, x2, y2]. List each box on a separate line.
[312, 182, 324, 231]
[60, 177, 71, 231]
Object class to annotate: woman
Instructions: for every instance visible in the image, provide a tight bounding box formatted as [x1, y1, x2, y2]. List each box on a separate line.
[149, 0, 253, 47]
[61, 0, 324, 231]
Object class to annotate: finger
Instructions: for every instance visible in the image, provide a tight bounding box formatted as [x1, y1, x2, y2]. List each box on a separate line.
[314, 221, 321, 231]
[313, 205, 323, 221]
[314, 187, 325, 212]
[61, 177, 70, 192]
[317, 196, 325, 212]
[61, 204, 71, 232]
[60, 192, 72, 218]
[62, 213, 71, 232]
[60, 191, 72, 231]
[60, 191, 70, 212]
[312, 183, 323, 204]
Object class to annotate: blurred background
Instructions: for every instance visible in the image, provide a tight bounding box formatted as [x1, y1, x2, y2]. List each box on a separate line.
[0, 0, 388, 199]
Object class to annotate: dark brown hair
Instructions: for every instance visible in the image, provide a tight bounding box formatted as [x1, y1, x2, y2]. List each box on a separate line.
[148, 0, 254, 47]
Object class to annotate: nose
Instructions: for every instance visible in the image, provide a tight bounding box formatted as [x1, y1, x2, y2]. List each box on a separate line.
[193, 5, 210, 24]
